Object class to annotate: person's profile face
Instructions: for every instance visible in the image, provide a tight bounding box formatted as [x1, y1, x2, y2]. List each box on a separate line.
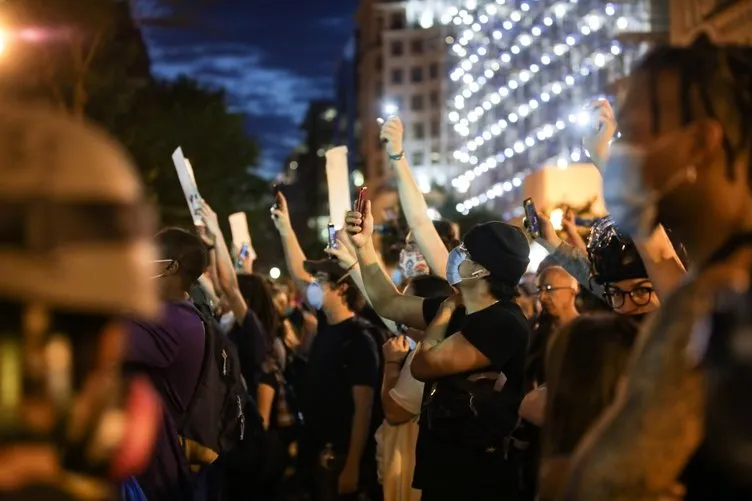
[620, 71, 734, 234]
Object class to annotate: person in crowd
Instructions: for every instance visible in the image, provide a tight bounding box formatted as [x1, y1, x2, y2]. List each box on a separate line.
[272, 193, 382, 501]
[514, 273, 540, 323]
[377, 276, 453, 501]
[536, 266, 579, 327]
[513, 265, 579, 501]
[199, 202, 268, 389]
[562, 36, 752, 501]
[346, 201, 530, 501]
[0, 104, 162, 500]
[538, 314, 638, 501]
[233, 274, 297, 501]
[125, 227, 209, 500]
[379, 117, 456, 280]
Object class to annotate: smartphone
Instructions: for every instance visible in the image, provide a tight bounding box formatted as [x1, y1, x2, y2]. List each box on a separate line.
[405, 335, 417, 350]
[523, 198, 540, 238]
[272, 184, 282, 210]
[237, 243, 249, 267]
[327, 223, 337, 258]
[356, 186, 368, 214]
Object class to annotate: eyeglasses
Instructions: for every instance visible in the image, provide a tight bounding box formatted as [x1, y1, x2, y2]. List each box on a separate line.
[604, 284, 655, 308]
[536, 284, 573, 295]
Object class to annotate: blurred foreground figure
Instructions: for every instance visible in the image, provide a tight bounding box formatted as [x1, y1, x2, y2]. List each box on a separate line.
[563, 36, 752, 501]
[0, 104, 162, 500]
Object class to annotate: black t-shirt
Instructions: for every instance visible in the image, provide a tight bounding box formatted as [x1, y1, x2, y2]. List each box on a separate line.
[228, 310, 269, 391]
[299, 314, 380, 452]
[412, 296, 529, 491]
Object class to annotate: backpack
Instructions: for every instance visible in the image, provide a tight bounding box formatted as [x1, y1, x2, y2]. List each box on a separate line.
[173, 303, 251, 460]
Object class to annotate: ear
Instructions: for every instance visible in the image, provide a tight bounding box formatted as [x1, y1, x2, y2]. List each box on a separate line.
[690, 118, 724, 163]
[165, 260, 180, 276]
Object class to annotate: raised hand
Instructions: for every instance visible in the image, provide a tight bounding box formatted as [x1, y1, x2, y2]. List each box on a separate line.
[325, 238, 357, 270]
[270, 191, 292, 235]
[344, 200, 374, 249]
[382, 335, 410, 364]
[199, 200, 220, 236]
[582, 99, 618, 170]
[379, 116, 404, 158]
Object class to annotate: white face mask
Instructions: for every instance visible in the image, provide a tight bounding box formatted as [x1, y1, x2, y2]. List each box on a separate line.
[603, 142, 696, 239]
[151, 259, 176, 279]
[306, 281, 324, 310]
[218, 312, 236, 333]
[445, 245, 488, 286]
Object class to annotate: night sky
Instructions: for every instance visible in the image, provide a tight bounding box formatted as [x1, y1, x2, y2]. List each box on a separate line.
[143, 0, 358, 178]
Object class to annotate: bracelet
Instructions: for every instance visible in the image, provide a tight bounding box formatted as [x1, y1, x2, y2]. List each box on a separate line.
[344, 262, 357, 273]
[206, 244, 216, 251]
[386, 360, 403, 365]
[388, 151, 405, 161]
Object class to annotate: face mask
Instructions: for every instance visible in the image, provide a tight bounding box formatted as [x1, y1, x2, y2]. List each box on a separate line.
[306, 281, 324, 310]
[218, 312, 236, 333]
[150, 259, 176, 279]
[603, 143, 696, 239]
[399, 248, 429, 279]
[446, 246, 489, 286]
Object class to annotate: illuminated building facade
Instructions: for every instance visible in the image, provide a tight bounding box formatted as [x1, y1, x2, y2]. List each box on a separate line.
[356, 0, 461, 193]
[444, 0, 667, 218]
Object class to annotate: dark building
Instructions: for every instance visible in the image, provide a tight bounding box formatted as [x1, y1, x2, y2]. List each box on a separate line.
[282, 100, 338, 256]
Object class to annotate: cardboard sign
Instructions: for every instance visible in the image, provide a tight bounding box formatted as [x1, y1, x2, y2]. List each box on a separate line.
[172, 147, 203, 226]
[325, 146, 351, 229]
[228, 212, 257, 260]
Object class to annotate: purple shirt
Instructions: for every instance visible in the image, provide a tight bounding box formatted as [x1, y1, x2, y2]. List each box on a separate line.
[125, 301, 206, 501]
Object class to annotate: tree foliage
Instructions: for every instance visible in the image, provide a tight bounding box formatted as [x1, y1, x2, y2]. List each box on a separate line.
[1, 0, 274, 261]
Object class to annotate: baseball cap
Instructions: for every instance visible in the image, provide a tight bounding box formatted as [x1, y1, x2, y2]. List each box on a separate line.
[463, 221, 530, 286]
[304, 259, 351, 283]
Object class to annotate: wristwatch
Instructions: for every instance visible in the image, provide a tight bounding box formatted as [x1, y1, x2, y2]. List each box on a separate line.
[389, 151, 405, 161]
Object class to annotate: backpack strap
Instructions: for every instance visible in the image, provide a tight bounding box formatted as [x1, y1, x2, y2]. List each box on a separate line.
[174, 301, 214, 435]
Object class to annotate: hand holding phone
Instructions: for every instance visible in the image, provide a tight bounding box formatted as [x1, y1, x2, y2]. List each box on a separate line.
[523, 198, 541, 238]
[272, 184, 282, 210]
[356, 187, 368, 214]
[327, 223, 338, 258]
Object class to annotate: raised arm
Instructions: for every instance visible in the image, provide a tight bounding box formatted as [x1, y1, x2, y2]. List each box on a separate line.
[325, 232, 399, 334]
[271, 191, 313, 292]
[345, 201, 426, 329]
[633, 225, 687, 299]
[199, 201, 248, 323]
[380, 117, 449, 278]
[533, 210, 606, 300]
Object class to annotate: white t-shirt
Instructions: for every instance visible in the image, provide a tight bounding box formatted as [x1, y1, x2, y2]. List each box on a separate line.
[375, 349, 424, 501]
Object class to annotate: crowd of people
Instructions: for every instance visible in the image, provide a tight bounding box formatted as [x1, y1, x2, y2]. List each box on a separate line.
[1, 33, 752, 501]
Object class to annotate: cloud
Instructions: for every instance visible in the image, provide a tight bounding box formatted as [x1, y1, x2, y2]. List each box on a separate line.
[143, 0, 357, 176]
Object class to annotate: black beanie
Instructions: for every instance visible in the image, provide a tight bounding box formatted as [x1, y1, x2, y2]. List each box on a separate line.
[463, 221, 530, 286]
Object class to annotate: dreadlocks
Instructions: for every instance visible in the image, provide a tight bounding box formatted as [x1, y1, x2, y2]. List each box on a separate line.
[631, 33, 752, 181]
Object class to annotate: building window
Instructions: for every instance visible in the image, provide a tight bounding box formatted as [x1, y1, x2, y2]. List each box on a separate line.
[391, 41, 403, 56]
[412, 151, 425, 166]
[391, 68, 403, 84]
[411, 94, 424, 111]
[411, 39, 424, 54]
[430, 120, 440, 137]
[431, 151, 441, 164]
[411, 67, 423, 83]
[429, 91, 439, 107]
[429, 62, 439, 79]
[390, 13, 405, 30]
[413, 123, 425, 140]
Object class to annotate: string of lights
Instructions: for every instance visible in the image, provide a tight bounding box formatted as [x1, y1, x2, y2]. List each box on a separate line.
[441, 0, 654, 216]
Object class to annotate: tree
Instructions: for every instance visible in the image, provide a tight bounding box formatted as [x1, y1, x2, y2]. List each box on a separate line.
[108, 77, 265, 222]
[0, 0, 150, 116]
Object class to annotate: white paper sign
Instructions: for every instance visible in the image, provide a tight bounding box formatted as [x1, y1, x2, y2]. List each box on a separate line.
[172, 147, 203, 226]
[228, 212, 257, 260]
[325, 146, 351, 229]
